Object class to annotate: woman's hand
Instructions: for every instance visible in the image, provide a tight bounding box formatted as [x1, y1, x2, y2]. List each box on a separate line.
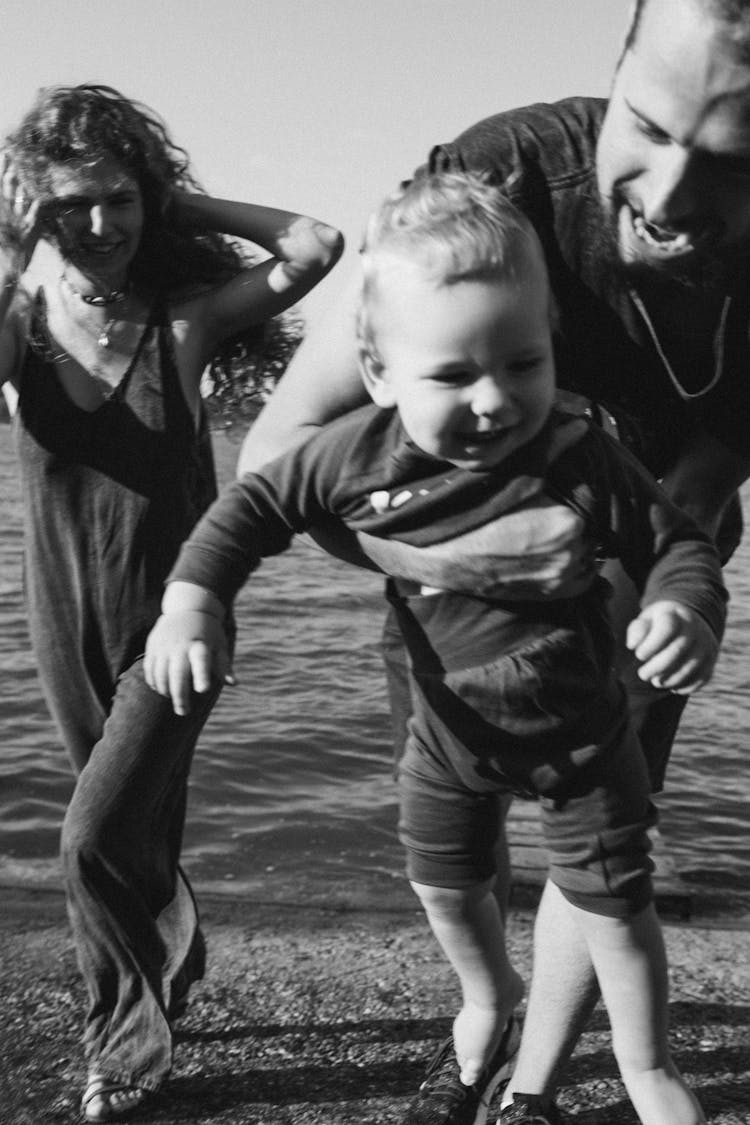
[0, 153, 47, 273]
[269, 216, 344, 291]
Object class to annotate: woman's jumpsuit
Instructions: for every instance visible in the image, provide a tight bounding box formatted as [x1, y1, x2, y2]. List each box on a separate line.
[12, 300, 221, 1089]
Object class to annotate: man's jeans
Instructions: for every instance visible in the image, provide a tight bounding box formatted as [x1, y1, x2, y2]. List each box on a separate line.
[60, 659, 219, 1090]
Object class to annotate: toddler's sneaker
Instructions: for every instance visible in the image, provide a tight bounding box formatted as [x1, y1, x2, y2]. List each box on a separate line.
[498, 1093, 565, 1124]
[404, 1016, 520, 1124]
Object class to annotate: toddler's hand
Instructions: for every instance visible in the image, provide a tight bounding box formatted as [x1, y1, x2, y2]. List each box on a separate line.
[625, 599, 719, 694]
[144, 610, 231, 715]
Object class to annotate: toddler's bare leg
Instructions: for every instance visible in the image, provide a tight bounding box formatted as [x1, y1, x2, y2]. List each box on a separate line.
[411, 877, 524, 1085]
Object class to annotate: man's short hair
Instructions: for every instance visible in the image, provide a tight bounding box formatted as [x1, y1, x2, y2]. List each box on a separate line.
[624, 0, 750, 62]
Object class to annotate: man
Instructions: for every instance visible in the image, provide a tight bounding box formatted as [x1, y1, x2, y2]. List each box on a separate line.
[240, 1, 750, 1121]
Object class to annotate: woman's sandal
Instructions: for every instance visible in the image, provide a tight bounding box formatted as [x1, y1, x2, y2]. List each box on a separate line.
[81, 1076, 151, 1122]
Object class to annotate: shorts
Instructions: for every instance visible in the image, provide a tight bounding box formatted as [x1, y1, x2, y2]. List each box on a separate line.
[398, 715, 656, 918]
[390, 589, 656, 918]
[382, 582, 685, 794]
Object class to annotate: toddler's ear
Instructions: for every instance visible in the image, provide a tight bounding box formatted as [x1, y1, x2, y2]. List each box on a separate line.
[359, 348, 397, 408]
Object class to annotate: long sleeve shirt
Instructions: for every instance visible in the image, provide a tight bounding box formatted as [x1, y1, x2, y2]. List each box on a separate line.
[169, 405, 727, 646]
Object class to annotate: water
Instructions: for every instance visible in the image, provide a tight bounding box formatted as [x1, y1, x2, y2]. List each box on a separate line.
[1, 422, 749, 912]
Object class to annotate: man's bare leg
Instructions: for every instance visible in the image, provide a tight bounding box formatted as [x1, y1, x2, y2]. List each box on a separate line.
[502, 884, 704, 1124]
[502, 880, 599, 1105]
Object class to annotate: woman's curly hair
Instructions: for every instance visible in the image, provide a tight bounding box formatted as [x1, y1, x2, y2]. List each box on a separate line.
[4, 83, 246, 296]
[203, 309, 305, 435]
[4, 83, 296, 411]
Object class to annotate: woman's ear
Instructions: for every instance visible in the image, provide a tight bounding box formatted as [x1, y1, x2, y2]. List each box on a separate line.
[359, 348, 397, 408]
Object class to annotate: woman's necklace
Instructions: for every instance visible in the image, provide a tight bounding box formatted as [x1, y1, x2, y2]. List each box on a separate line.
[58, 275, 126, 349]
[60, 272, 129, 307]
[96, 317, 117, 349]
[628, 286, 731, 401]
[34, 287, 135, 403]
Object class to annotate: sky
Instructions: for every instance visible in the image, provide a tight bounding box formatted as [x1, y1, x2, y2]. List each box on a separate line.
[1, 0, 630, 315]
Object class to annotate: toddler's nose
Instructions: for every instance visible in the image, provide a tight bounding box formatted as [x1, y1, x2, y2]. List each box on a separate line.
[471, 374, 509, 418]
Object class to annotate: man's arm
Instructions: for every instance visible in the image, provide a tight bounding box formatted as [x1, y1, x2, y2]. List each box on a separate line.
[236, 104, 535, 476]
[237, 262, 368, 474]
[236, 109, 532, 474]
[659, 428, 750, 543]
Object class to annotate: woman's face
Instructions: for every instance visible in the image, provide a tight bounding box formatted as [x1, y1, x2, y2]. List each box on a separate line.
[46, 156, 145, 287]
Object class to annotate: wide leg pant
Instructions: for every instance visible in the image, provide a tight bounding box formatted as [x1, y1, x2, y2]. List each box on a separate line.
[60, 659, 219, 1090]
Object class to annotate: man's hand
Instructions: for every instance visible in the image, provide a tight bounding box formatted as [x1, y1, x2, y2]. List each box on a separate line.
[144, 610, 231, 716]
[626, 600, 719, 694]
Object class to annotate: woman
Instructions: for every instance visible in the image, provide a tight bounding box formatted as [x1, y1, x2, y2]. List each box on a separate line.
[0, 83, 342, 1121]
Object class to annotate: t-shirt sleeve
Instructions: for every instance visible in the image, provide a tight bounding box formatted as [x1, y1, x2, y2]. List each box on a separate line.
[167, 431, 349, 606]
[167, 474, 297, 605]
[596, 431, 728, 641]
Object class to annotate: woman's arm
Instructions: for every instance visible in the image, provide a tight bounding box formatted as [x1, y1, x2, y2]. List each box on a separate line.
[174, 191, 343, 352]
[0, 155, 48, 388]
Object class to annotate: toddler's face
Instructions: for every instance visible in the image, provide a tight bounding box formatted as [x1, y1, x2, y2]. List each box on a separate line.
[364, 249, 555, 472]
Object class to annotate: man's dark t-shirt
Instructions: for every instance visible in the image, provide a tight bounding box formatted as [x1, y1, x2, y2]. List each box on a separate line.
[427, 97, 750, 481]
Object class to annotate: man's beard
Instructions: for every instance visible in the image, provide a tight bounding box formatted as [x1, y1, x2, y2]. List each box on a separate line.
[594, 192, 750, 296]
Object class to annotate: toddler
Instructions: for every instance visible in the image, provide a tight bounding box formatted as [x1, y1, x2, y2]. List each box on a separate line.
[145, 173, 721, 1125]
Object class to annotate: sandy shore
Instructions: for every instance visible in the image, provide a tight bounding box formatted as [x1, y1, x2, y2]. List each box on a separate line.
[1, 882, 748, 1125]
